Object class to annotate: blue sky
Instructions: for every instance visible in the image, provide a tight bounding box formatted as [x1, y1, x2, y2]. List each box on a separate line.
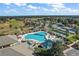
[0, 3, 79, 16]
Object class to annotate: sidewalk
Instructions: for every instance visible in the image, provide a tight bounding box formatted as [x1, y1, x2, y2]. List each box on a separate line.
[63, 40, 79, 56]
[67, 40, 79, 47]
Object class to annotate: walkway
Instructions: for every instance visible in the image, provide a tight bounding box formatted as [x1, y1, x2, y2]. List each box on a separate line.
[63, 40, 79, 56]
[67, 40, 79, 47]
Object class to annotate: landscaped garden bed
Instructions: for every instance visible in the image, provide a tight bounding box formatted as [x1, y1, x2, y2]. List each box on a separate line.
[66, 34, 78, 45]
[63, 44, 70, 50]
[65, 40, 73, 45]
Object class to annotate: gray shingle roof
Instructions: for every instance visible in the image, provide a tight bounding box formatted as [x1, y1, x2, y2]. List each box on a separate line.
[0, 36, 18, 47]
[10, 44, 33, 56]
[0, 44, 33, 56]
[0, 47, 24, 56]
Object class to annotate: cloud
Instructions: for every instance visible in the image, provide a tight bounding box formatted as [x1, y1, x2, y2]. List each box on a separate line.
[6, 6, 11, 9]
[4, 9, 18, 14]
[3, 3, 79, 15]
[42, 8, 49, 11]
[27, 4, 49, 11]
[49, 3, 79, 14]
[5, 3, 26, 6]
[14, 3, 26, 6]
[52, 3, 65, 8]
[27, 5, 39, 10]
[5, 3, 11, 5]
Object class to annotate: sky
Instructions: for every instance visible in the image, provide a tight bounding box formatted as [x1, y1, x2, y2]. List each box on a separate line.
[0, 3, 79, 16]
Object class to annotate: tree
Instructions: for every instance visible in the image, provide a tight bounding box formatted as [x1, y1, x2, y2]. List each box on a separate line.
[75, 25, 79, 35]
[66, 29, 69, 37]
[49, 41, 64, 56]
[9, 19, 20, 29]
[34, 47, 48, 56]
[34, 40, 64, 56]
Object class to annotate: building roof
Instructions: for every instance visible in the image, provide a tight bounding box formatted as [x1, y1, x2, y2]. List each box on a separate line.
[0, 36, 18, 47]
[10, 44, 33, 56]
[52, 31, 66, 38]
[0, 47, 24, 56]
[0, 43, 33, 56]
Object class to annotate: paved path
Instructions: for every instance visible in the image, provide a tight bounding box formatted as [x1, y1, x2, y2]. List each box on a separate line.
[63, 47, 73, 56]
[67, 40, 79, 47]
[63, 40, 79, 56]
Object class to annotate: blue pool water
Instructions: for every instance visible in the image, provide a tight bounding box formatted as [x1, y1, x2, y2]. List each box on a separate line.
[23, 31, 53, 48]
[23, 31, 47, 43]
[41, 40, 53, 48]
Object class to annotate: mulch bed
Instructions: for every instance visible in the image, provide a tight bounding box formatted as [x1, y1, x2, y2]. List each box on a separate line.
[21, 40, 26, 43]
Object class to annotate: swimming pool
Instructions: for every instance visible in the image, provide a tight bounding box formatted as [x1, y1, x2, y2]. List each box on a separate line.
[22, 31, 53, 49]
[23, 31, 47, 43]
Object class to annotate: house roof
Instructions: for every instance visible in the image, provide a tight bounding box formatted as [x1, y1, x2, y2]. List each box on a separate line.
[10, 44, 33, 56]
[0, 44, 33, 56]
[0, 36, 18, 47]
[0, 47, 24, 56]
